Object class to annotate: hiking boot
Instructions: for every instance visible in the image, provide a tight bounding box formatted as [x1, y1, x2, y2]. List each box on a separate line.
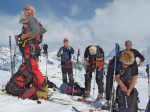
[83, 91, 90, 98]
[102, 100, 111, 110]
[96, 93, 103, 101]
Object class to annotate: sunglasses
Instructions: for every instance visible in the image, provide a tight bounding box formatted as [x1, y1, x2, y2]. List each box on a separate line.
[23, 8, 31, 11]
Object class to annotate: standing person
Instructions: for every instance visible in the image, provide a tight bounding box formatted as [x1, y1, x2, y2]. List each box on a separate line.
[123, 40, 145, 73]
[18, 5, 46, 90]
[6, 5, 47, 100]
[84, 45, 104, 100]
[57, 38, 75, 84]
[103, 41, 145, 109]
[114, 51, 139, 112]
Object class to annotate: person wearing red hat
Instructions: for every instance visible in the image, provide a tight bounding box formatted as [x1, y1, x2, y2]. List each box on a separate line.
[57, 38, 75, 84]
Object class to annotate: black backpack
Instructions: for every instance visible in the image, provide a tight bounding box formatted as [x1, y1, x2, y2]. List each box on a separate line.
[60, 82, 85, 96]
[5, 64, 33, 96]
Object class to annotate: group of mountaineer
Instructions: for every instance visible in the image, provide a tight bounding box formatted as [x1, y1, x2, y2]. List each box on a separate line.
[4, 5, 146, 112]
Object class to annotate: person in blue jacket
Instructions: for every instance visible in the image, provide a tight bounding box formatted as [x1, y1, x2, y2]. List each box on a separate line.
[57, 38, 75, 84]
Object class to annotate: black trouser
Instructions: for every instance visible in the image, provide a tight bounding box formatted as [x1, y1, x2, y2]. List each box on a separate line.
[61, 61, 74, 83]
[85, 66, 104, 94]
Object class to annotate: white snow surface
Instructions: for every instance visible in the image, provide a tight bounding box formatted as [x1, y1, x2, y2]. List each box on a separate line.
[0, 53, 148, 112]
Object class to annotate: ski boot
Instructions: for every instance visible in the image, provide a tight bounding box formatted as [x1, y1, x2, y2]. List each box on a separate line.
[83, 91, 90, 98]
[96, 93, 103, 101]
[101, 100, 111, 110]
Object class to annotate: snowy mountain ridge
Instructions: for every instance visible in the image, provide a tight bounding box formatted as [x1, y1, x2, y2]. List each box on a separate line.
[0, 46, 148, 112]
[0, 46, 149, 77]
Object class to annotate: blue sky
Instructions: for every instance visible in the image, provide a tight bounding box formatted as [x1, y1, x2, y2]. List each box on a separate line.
[0, 0, 149, 52]
[0, 0, 112, 20]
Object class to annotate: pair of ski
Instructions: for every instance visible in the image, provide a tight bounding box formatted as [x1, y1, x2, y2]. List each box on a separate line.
[46, 97, 71, 105]
[72, 106, 101, 112]
[72, 96, 106, 112]
[0, 90, 71, 105]
[72, 106, 108, 112]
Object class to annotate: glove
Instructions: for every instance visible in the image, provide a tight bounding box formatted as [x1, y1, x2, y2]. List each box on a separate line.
[42, 44, 48, 55]
[67, 46, 71, 50]
[59, 49, 63, 56]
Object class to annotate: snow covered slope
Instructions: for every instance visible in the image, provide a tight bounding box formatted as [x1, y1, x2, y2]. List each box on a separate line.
[0, 46, 149, 112]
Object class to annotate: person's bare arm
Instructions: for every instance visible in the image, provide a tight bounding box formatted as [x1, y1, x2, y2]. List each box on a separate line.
[127, 75, 138, 96]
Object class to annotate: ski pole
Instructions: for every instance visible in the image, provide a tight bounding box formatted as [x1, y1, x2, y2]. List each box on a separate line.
[42, 44, 49, 82]
[125, 95, 128, 108]
[146, 64, 150, 97]
[12, 41, 17, 74]
[9, 36, 13, 76]
[91, 68, 97, 105]
[110, 43, 119, 112]
[72, 49, 80, 98]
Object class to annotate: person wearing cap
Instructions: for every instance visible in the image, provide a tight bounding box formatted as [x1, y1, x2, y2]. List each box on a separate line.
[15, 5, 47, 91]
[83, 45, 104, 99]
[102, 41, 145, 110]
[114, 51, 139, 112]
[57, 38, 75, 84]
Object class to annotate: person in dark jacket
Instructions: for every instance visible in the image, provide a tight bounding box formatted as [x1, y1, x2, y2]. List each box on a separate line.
[84, 45, 104, 99]
[114, 51, 139, 112]
[103, 40, 145, 109]
[123, 40, 145, 74]
[57, 38, 75, 84]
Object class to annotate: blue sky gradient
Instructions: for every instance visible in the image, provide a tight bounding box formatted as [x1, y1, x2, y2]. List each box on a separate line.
[0, 0, 112, 20]
[0, 0, 149, 52]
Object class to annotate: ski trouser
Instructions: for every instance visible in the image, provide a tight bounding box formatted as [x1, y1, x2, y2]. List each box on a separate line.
[85, 66, 104, 94]
[114, 86, 139, 112]
[23, 42, 45, 89]
[61, 60, 74, 83]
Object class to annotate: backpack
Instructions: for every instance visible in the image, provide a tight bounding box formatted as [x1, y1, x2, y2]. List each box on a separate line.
[60, 83, 85, 96]
[19, 20, 46, 47]
[5, 64, 37, 99]
[34, 23, 46, 44]
[114, 87, 139, 112]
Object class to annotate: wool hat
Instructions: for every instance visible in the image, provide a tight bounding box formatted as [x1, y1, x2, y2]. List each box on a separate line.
[120, 51, 135, 65]
[89, 46, 97, 55]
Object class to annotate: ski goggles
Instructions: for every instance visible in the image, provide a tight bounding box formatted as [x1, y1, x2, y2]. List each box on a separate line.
[23, 7, 31, 11]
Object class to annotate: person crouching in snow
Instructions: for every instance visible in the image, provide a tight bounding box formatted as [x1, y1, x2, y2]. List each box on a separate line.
[57, 38, 75, 84]
[114, 51, 139, 112]
[83, 45, 104, 100]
